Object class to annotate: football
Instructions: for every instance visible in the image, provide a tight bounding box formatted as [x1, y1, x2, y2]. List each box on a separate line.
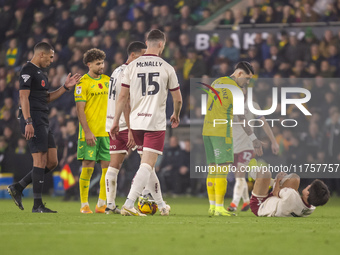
[138, 195, 158, 215]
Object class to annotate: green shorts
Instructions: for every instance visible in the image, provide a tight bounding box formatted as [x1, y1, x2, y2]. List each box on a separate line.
[203, 136, 233, 165]
[77, 137, 110, 162]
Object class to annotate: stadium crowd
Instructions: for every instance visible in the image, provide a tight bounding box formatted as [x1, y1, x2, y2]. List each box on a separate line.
[0, 0, 340, 197]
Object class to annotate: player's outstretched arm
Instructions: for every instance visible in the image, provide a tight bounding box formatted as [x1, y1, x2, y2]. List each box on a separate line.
[260, 116, 279, 155]
[76, 101, 96, 146]
[170, 89, 182, 128]
[110, 86, 129, 138]
[47, 73, 81, 102]
[238, 114, 263, 156]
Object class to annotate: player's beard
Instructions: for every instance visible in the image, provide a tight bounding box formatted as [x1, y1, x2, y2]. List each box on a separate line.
[94, 69, 103, 75]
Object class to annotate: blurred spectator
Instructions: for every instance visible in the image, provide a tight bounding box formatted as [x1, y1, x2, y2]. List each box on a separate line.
[259, 58, 276, 78]
[157, 5, 174, 28]
[57, 9, 75, 46]
[102, 35, 115, 63]
[261, 33, 275, 61]
[73, 0, 93, 30]
[158, 136, 182, 194]
[114, 0, 129, 19]
[245, 5, 263, 24]
[219, 9, 234, 25]
[177, 5, 197, 27]
[218, 37, 239, 65]
[179, 33, 193, 55]
[285, 35, 305, 66]
[60, 119, 80, 201]
[203, 34, 222, 73]
[306, 44, 325, 70]
[111, 52, 125, 71]
[319, 30, 337, 58]
[0, 1, 14, 44]
[301, 3, 319, 22]
[319, 60, 335, 78]
[278, 5, 295, 24]
[6, 8, 29, 42]
[5, 38, 21, 67]
[175, 140, 191, 194]
[263, 5, 274, 23]
[183, 48, 207, 81]
[201, 8, 212, 21]
[12, 138, 33, 182]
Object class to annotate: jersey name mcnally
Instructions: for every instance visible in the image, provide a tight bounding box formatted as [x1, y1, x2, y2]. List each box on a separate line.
[136, 61, 163, 67]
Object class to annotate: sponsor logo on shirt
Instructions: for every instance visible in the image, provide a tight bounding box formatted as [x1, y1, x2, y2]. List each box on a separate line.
[21, 74, 30, 83]
[90, 91, 108, 96]
[137, 113, 152, 117]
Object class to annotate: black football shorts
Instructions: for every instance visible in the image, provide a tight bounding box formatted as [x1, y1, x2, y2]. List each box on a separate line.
[20, 111, 56, 153]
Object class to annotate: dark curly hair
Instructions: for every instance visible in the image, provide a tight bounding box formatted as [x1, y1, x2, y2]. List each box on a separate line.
[83, 48, 106, 65]
[308, 179, 330, 206]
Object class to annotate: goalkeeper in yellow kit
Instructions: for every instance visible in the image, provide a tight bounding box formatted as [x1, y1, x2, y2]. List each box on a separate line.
[74, 48, 110, 214]
[202, 61, 263, 216]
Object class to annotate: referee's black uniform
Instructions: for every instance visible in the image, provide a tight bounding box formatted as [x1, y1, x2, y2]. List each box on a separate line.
[19, 62, 56, 152]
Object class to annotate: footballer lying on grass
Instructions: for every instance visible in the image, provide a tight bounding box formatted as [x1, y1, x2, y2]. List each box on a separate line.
[249, 166, 330, 217]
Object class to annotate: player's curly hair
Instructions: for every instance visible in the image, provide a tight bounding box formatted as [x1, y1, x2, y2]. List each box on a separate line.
[307, 179, 330, 206]
[83, 48, 106, 65]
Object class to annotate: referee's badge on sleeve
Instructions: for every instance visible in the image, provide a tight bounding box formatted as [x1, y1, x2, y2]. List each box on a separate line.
[21, 74, 30, 83]
[76, 86, 82, 94]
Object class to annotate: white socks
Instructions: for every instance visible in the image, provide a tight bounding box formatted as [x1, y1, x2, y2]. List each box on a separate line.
[124, 163, 153, 208]
[145, 169, 166, 209]
[106, 166, 119, 209]
[81, 202, 89, 208]
[232, 178, 246, 207]
[242, 179, 250, 203]
[97, 199, 106, 207]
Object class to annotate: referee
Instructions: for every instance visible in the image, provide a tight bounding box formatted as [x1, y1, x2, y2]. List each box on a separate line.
[7, 42, 81, 213]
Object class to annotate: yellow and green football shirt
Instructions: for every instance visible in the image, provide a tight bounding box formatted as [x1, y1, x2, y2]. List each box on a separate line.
[202, 76, 241, 144]
[74, 73, 110, 139]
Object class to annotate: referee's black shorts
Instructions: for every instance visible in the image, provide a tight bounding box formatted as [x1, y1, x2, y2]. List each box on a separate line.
[20, 111, 56, 153]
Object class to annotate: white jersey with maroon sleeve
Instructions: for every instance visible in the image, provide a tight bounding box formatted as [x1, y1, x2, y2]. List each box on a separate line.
[106, 64, 128, 132]
[233, 102, 262, 154]
[258, 188, 316, 217]
[121, 54, 179, 131]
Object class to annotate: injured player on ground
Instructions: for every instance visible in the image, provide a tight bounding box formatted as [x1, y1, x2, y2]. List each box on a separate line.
[249, 167, 330, 217]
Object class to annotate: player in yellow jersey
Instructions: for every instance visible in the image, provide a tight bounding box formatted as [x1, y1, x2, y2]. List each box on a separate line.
[74, 48, 110, 214]
[202, 61, 263, 216]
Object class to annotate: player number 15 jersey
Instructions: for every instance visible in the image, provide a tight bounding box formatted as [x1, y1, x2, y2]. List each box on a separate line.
[121, 54, 180, 131]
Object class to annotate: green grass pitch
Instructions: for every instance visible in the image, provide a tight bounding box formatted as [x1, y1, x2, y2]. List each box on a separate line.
[0, 196, 339, 255]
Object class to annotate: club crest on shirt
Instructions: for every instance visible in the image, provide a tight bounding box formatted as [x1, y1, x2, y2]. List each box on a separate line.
[76, 86, 82, 94]
[41, 80, 45, 87]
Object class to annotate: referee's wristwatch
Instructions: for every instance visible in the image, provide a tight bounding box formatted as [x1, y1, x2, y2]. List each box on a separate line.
[25, 117, 33, 125]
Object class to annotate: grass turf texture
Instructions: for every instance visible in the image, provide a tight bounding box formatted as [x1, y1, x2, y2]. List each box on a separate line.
[0, 196, 339, 255]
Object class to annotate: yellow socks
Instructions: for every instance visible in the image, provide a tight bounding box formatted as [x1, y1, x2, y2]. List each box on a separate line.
[98, 167, 108, 207]
[79, 167, 94, 206]
[215, 176, 227, 207]
[207, 170, 216, 208]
